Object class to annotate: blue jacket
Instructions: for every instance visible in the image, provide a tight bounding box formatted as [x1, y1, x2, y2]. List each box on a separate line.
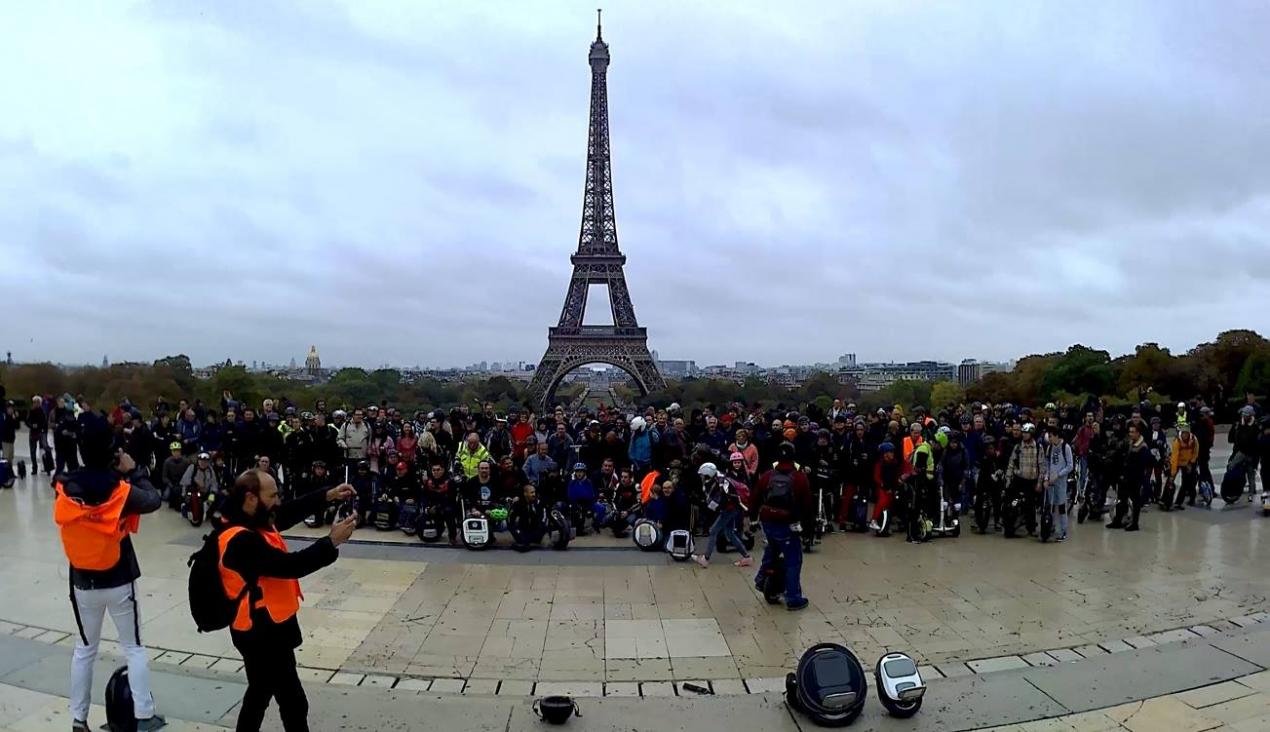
[523, 454, 558, 486]
[177, 418, 202, 448]
[567, 478, 595, 503]
[628, 430, 653, 466]
[963, 429, 984, 466]
[643, 496, 667, 523]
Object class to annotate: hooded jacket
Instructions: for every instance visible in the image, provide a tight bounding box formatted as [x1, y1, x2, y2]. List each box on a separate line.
[58, 468, 162, 590]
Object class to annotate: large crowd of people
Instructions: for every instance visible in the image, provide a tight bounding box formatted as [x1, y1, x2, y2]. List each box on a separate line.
[5, 390, 1270, 588]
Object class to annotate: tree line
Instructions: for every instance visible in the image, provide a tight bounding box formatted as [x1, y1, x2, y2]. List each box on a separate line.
[1, 329, 1265, 419]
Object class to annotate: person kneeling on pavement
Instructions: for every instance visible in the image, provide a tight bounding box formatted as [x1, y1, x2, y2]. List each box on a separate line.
[509, 484, 548, 550]
[751, 442, 813, 611]
[218, 469, 356, 732]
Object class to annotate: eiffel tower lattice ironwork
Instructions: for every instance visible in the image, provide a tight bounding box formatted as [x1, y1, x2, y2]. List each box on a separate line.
[526, 12, 666, 409]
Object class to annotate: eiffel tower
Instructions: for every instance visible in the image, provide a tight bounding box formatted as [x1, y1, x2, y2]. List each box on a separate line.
[526, 12, 666, 409]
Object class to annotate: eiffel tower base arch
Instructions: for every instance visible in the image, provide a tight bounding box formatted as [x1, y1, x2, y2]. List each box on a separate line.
[526, 333, 666, 410]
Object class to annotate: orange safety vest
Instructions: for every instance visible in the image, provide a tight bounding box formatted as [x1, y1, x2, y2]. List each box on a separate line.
[639, 470, 662, 503]
[218, 526, 302, 632]
[53, 481, 139, 571]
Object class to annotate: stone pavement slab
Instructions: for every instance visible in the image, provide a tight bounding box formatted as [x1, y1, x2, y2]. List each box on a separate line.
[1211, 626, 1270, 667]
[505, 693, 802, 732]
[0, 637, 52, 679]
[1175, 679, 1258, 708]
[1105, 696, 1222, 732]
[243, 685, 518, 731]
[1022, 635, 1263, 713]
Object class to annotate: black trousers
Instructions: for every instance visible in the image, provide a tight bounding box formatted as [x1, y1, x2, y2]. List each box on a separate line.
[1112, 478, 1144, 528]
[237, 646, 309, 732]
[54, 438, 79, 474]
[1008, 477, 1038, 534]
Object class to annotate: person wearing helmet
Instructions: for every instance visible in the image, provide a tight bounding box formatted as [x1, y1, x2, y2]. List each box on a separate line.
[161, 441, 190, 510]
[1193, 405, 1216, 488]
[628, 416, 654, 476]
[870, 442, 902, 533]
[693, 462, 753, 568]
[728, 429, 759, 480]
[1003, 424, 1044, 538]
[1168, 423, 1200, 510]
[808, 429, 840, 537]
[1230, 405, 1261, 502]
[180, 451, 220, 520]
[566, 462, 597, 534]
[726, 451, 750, 488]
[973, 436, 1003, 533]
[940, 430, 968, 516]
[751, 442, 813, 610]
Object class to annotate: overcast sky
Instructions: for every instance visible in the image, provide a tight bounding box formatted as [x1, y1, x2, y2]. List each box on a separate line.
[2, 1, 1269, 370]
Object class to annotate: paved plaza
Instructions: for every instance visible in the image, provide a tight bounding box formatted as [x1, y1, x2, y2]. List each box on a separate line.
[1, 440, 1267, 729]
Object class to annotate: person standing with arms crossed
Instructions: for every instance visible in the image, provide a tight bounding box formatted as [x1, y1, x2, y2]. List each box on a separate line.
[53, 414, 166, 731]
[217, 468, 356, 732]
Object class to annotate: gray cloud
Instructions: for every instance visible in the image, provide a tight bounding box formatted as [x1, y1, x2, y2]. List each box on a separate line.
[2, 1, 1268, 371]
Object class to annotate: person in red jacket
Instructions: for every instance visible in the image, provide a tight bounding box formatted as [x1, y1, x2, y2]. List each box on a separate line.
[749, 442, 814, 610]
[510, 411, 535, 465]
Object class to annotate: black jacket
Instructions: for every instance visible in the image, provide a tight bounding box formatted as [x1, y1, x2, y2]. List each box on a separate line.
[221, 489, 339, 652]
[62, 468, 163, 590]
[1231, 422, 1260, 458]
[0, 410, 17, 443]
[53, 407, 79, 444]
[25, 407, 48, 433]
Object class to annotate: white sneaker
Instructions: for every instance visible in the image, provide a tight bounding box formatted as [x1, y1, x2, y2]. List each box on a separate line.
[868, 521, 880, 531]
[692, 555, 709, 568]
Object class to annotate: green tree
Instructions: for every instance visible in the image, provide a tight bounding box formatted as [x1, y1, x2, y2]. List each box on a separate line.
[1117, 343, 1174, 397]
[929, 380, 965, 410]
[1234, 349, 1270, 399]
[1040, 345, 1116, 399]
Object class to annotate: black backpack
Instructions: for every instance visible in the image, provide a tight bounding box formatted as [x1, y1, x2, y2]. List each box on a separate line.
[764, 470, 796, 516]
[105, 666, 136, 732]
[187, 527, 250, 633]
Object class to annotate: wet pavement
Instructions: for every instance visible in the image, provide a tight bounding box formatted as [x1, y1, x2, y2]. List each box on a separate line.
[1, 433, 1267, 730]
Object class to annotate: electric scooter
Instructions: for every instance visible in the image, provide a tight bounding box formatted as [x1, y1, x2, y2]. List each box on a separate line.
[803, 486, 829, 553]
[930, 492, 960, 538]
[1039, 488, 1055, 542]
